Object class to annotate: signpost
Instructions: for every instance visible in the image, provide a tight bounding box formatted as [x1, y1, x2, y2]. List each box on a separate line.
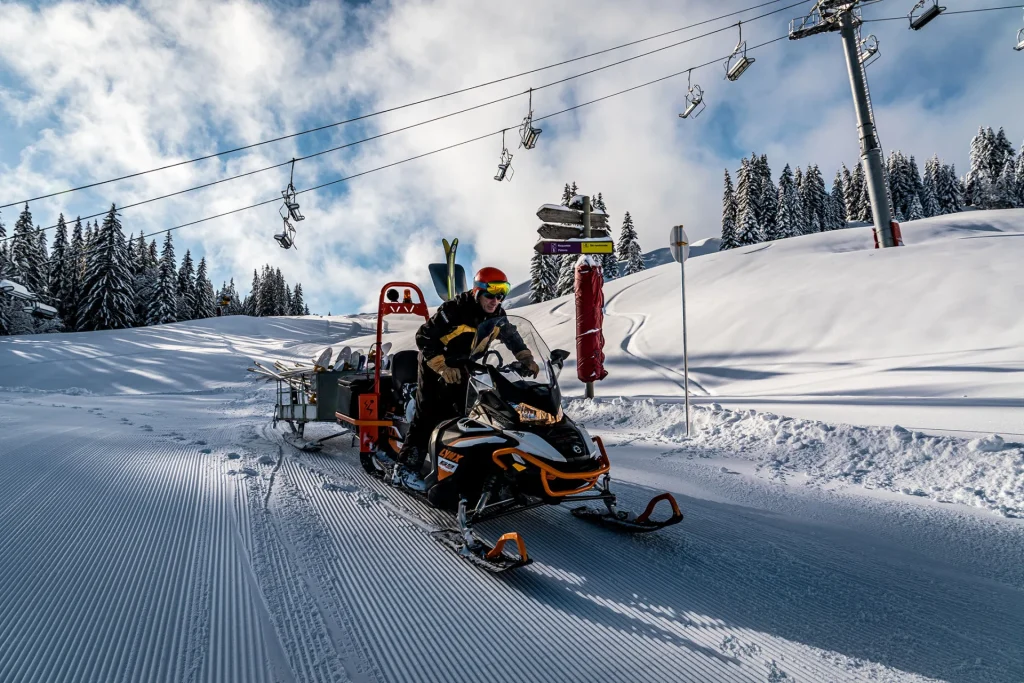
[669, 225, 691, 437]
[536, 198, 607, 399]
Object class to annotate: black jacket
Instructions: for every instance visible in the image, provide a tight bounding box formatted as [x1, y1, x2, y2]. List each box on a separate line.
[416, 291, 528, 362]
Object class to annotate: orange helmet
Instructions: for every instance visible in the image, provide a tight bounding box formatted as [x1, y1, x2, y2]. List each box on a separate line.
[472, 267, 511, 300]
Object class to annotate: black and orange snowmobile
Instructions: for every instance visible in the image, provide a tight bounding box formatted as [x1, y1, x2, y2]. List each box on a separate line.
[336, 283, 683, 572]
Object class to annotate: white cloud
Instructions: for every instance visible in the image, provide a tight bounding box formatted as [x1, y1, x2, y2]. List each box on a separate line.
[0, 0, 1021, 314]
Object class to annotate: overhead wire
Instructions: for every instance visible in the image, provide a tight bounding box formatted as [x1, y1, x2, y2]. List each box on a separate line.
[2, 0, 812, 245]
[0, 0, 801, 210]
[40, 31, 796, 267]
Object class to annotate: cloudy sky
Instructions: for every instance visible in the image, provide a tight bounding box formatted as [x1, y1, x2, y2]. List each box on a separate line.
[0, 0, 1020, 313]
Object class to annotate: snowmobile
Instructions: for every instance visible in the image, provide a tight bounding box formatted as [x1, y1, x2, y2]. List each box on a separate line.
[336, 283, 683, 572]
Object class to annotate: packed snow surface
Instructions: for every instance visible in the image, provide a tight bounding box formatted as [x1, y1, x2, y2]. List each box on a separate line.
[1, 211, 1023, 682]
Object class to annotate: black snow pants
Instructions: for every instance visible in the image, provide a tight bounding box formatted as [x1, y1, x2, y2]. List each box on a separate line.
[398, 354, 466, 469]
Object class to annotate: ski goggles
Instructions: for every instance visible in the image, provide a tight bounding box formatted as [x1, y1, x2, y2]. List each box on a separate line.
[476, 280, 510, 299]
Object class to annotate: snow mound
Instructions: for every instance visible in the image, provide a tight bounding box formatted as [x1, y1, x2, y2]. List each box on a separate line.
[568, 397, 1024, 518]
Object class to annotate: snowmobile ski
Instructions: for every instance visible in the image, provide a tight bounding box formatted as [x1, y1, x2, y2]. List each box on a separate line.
[431, 529, 531, 573]
[570, 492, 683, 532]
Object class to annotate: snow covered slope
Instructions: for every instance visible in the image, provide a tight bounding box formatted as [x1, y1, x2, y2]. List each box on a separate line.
[520, 210, 1024, 436]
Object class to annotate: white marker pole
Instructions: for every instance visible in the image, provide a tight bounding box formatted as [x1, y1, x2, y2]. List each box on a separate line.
[669, 225, 691, 437]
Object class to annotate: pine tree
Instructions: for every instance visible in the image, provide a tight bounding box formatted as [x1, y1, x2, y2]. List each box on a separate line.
[720, 169, 740, 249]
[735, 158, 762, 244]
[49, 214, 71, 319]
[774, 164, 797, 239]
[1016, 144, 1024, 207]
[793, 166, 807, 234]
[966, 126, 992, 207]
[147, 233, 177, 326]
[176, 249, 197, 321]
[63, 218, 86, 331]
[529, 251, 554, 302]
[759, 154, 778, 239]
[554, 256, 576, 297]
[993, 159, 1019, 209]
[855, 164, 873, 222]
[246, 270, 260, 316]
[193, 257, 216, 319]
[907, 194, 924, 221]
[81, 205, 134, 331]
[992, 127, 1015, 183]
[593, 192, 618, 281]
[11, 204, 46, 295]
[616, 211, 645, 275]
[35, 229, 49, 297]
[803, 165, 827, 233]
[922, 156, 941, 217]
[831, 170, 847, 228]
[290, 283, 305, 316]
[846, 164, 863, 221]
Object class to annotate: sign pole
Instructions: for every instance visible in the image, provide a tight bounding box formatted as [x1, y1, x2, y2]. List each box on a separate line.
[680, 257, 689, 436]
[583, 195, 595, 400]
[669, 225, 691, 436]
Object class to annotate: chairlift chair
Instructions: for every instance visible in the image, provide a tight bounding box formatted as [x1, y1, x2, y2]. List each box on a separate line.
[494, 129, 514, 181]
[859, 34, 880, 66]
[519, 88, 542, 150]
[724, 22, 755, 81]
[275, 218, 296, 250]
[281, 159, 305, 222]
[678, 70, 706, 119]
[1016, 14, 1024, 51]
[908, 0, 945, 30]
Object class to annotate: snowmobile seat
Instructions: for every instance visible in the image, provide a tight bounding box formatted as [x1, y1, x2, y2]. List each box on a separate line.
[390, 350, 419, 402]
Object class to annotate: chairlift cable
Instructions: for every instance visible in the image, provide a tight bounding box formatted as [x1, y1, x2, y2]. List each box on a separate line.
[0, 0, 799, 210]
[1, 0, 811, 245]
[40, 33, 794, 267]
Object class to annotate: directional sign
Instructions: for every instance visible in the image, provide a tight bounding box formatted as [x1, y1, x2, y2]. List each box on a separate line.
[537, 223, 611, 240]
[535, 204, 609, 229]
[535, 239, 614, 255]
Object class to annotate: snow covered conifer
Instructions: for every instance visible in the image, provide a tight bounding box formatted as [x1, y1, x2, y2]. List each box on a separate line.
[593, 193, 617, 281]
[966, 127, 993, 207]
[847, 164, 863, 221]
[290, 283, 305, 316]
[11, 204, 46, 295]
[907, 194, 924, 221]
[735, 159, 763, 244]
[992, 127, 1015, 181]
[993, 160, 1019, 209]
[529, 251, 554, 303]
[49, 214, 71, 318]
[81, 205, 134, 331]
[176, 250, 197, 321]
[147, 233, 177, 326]
[617, 212, 645, 275]
[774, 164, 797, 239]
[922, 156, 941, 217]
[831, 170, 847, 228]
[193, 257, 216, 319]
[720, 169, 739, 249]
[805, 165, 827, 232]
[759, 155, 778, 239]
[554, 256, 576, 297]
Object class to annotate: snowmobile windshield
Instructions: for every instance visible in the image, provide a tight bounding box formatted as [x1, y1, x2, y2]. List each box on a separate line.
[469, 315, 553, 387]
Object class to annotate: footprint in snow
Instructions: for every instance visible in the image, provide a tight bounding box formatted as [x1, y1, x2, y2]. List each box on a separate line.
[322, 482, 359, 492]
[257, 455, 276, 465]
[228, 467, 258, 478]
[139, 425, 153, 432]
[226, 452, 241, 460]
[199, 448, 212, 455]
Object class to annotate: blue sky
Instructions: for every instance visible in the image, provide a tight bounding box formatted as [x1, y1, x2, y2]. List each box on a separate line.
[0, 0, 1021, 314]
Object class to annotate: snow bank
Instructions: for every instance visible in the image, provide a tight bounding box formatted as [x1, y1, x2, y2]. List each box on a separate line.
[569, 397, 1024, 518]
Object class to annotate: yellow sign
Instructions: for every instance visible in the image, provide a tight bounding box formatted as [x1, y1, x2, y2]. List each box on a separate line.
[581, 241, 614, 254]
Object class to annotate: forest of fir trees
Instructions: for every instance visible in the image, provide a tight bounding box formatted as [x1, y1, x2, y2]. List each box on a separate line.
[529, 182, 646, 304]
[0, 203, 309, 336]
[720, 125, 1024, 249]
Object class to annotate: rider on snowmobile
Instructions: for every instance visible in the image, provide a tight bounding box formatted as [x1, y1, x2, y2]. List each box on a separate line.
[392, 267, 540, 491]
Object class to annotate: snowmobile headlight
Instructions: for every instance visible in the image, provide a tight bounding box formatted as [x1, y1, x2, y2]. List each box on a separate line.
[514, 403, 563, 425]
